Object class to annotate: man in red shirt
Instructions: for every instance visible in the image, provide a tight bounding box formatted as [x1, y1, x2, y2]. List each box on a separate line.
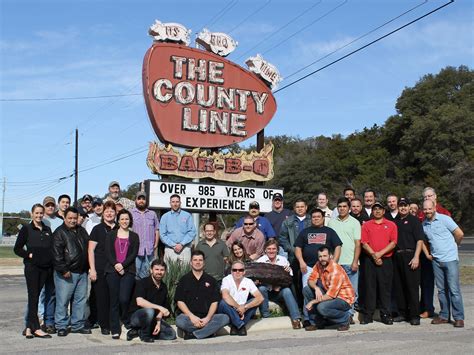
[359, 202, 398, 325]
[417, 187, 451, 319]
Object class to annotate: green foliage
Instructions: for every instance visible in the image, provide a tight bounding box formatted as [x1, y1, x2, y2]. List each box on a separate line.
[163, 259, 191, 315]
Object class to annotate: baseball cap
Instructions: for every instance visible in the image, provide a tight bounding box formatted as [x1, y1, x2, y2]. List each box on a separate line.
[135, 191, 147, 199]
[92, 197, 103, 206]
[398, 198, 410, 206]
[272, 193, 283, 201]
[82, 194, 93, 202]
[372, 202, 385, 209]
[109, 181, 120, 188]
[43, 196, 56, 206]
[249, 201, 260, 209]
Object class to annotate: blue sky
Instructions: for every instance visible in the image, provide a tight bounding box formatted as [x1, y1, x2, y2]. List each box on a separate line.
[1, 0, 473, 212]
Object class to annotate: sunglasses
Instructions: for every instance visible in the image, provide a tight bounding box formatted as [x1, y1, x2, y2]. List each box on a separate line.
[232, 268, 245, 272]
[243, 223, 254, 226]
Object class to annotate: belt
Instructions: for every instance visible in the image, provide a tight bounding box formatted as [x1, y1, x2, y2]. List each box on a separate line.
[396, 249, 414, 253]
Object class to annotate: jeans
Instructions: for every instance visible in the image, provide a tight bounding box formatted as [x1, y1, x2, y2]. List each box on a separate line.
[432, 259, 464, 321]
[54, 271, 88, 331]
[175, 313, 229, 339]
[218, 300, 256, 329]
[341, 265, 358, 316]
[135, 254, 154, 279]
[130, 308, 176, 340]
[258, 285, 301, 320]
[301, 266, 314, 321]
[303, 286, 351, 326]
[106, 272, 136, 334]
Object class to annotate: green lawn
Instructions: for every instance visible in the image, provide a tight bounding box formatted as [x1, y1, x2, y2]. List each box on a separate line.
[0, 247, 16, 258]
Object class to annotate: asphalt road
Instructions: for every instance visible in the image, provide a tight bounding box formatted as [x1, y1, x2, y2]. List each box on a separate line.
[1, 275, 473, 354]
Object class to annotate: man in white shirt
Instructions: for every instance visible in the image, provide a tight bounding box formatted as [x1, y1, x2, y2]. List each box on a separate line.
[218, 262, 263, 336]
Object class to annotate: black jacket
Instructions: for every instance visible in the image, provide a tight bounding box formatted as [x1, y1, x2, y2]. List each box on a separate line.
[104, 230, 139, 275]
[14, 222, 54, 268]
[53, 224, 89, 274]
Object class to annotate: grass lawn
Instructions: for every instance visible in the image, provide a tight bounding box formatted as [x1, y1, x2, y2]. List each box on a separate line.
[0, 247, 16, 258]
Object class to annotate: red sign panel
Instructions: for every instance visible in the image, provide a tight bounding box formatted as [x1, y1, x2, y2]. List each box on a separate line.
[142, 43, 277, 148]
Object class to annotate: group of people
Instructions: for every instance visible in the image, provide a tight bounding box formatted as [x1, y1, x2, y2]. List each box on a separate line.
[14, 181, 466, 343]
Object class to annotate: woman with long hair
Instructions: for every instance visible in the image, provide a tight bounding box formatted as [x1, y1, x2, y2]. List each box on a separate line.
[105, 209, 139, 339]
[228, 241, 251, 265]
[88, 200, 117, 335]
[14, 204, 53, 339]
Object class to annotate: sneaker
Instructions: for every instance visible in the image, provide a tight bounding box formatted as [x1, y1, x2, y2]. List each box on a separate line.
[229, 326, 239, 336]
[237, 326, 247, 336]
[126, 329, 139, 341]
[183, 332, 196, 340]
[112, 333, 121, 340]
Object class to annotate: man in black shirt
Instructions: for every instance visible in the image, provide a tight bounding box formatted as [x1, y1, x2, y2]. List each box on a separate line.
[175, 250, 229, 339]
[126, 259, 176, 342]
[393, 198, 425, 325]
[350, 198, 370, 225]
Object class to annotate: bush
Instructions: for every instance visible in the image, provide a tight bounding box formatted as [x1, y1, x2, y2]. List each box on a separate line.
[163, 259, 191, 315]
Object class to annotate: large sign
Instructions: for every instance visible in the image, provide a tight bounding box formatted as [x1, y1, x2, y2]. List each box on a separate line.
[142, 42, 277, 148]
[147, 142, 274, 182]
[146, 180, 283, 213]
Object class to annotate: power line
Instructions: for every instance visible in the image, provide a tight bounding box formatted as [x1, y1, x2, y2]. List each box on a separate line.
[236, 0, 323, 60]
[274, 0, 454, 94]
[227, 0, 272, 34]
[261, 0, 349, 56]
[284, 0, 428, 80]
[0, 93, 141, 102]
[202, 0, 239, 29]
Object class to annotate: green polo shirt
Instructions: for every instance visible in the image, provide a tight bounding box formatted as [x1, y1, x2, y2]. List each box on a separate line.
[328, 215, 361, 265]
[196, 238, 230, 281]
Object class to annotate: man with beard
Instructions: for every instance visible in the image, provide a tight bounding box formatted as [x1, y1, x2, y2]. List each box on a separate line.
[105, 181, 134, 211]
[350, 198, 370, 225]
[126, 260, 176, 342]
[422, 199, 465, 328]
[131, 191, 160, 279]
[304, 247, 355, 331]
[175, 251, 229, 339]
[53, 207, 90, 336]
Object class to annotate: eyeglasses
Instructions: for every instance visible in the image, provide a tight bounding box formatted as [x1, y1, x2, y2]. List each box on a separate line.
[243, 223, 254, 226]
[232, 268, 245, 272]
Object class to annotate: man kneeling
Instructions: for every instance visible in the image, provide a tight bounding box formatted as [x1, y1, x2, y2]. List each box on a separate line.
[303, 246, 355, 331]
[219, 261, 264, 336]
[127, 259, 176, 342]
[175, 250, 229, 340]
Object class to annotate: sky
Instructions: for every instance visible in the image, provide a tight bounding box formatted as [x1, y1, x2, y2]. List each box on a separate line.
[1, 0, 473, 213]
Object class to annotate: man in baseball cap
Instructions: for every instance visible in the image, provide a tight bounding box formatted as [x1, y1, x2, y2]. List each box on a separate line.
[81, 194, 93, 214]
[105, 181, 134, 210]
[265, 193, 291, 236]
[234, 201, 276, 240]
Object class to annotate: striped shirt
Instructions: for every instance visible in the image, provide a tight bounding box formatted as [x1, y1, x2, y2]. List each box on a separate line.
[308, 260, 355, 305]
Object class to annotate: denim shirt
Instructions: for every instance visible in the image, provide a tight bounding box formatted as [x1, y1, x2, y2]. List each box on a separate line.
[422, 213, 459, 262]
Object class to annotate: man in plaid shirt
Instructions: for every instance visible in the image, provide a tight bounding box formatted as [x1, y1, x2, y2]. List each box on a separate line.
[303, 246, 355, 331]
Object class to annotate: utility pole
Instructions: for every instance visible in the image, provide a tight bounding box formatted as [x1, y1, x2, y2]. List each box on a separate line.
[74, 128, 78, 207]
[0, 177, 5, 237]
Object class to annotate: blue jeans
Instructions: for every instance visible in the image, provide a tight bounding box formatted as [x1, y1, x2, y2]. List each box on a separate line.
[301, 267, 314, 321]
[135, 254, 154, 279]
[341, 265, 358, 316]
[303, 286, 351, 326]
[432, 259, 464, 321]
[54, 271, 88, 331]
[218, 300, 256, 329]
[130, 308, 176, 340]
[175, 313, 229, 339]
[258, 285, 301, 320]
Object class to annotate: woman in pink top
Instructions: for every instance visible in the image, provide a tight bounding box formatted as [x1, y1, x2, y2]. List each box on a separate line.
[105, 209, 139, 339]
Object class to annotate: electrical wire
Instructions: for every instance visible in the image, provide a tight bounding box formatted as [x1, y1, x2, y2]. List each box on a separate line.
[274, 0, 454, 94]
[227, 0, 273, 34]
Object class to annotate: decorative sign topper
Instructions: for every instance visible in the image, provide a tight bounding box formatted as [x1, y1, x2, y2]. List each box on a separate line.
[246, 54, 282, 90]
[196, 28, 238, 57]
[143, 19, 278, 149]
[148, 20, 191, 46]
[147, 142, 274, 182]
